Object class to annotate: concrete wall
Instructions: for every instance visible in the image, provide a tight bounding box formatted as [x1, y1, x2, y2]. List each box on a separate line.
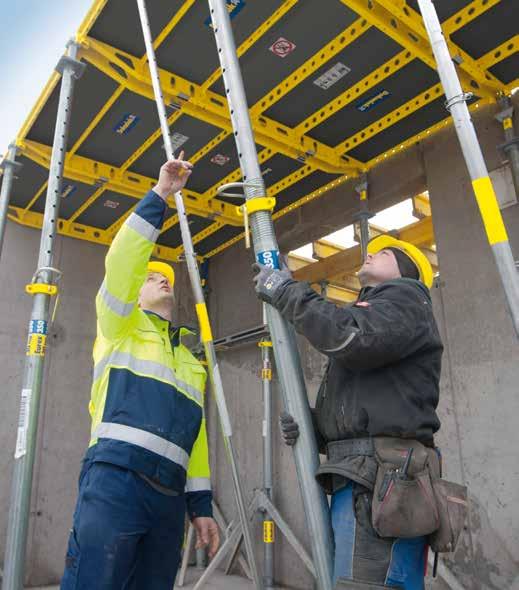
[205, 101, 519, 590]
[0, 98, 518, 588]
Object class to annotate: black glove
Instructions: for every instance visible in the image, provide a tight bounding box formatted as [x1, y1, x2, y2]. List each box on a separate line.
[252, 261, 292, 305]
[279, 412, 299, 446]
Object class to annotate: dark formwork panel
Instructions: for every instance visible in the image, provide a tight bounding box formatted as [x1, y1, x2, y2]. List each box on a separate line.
[9, 157, 49, 209]
[490, 52, 519, 86]
[260, 153, 305, 188]
[451, 0, 517, 60]
[183, 135, 262, 195]
[77, 90, 159, 168]
[309, 59, 439, 147]
[26, 65, 119, 149]
[211, 0, 359, 105]
[155, 0, 284, 86]
[31, 178, 98, 219]
[264, 27, 402, 128]
[75, 190, 139, 229]
[157, 215, 214, 250]
[347, 96, 450, 162]
[276, 170, 342, 208]
[195, 225, 243, 257]
[129, 114, 223, 179]
[406, 0, 472, 22]
[89, 0, 185, 58]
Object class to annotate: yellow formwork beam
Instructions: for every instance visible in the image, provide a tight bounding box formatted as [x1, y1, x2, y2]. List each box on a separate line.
[16, 139, 243, 226]
[77, 37, 359, 175]
[337, 83, 444, 155]
[339, 0, 502, 99]
[373, 0, 503, 95]
[202, 0, 299, 90]
[296, 49, 414, 139]
[412, 192, 431, 219]
[250, 17, 371, 118]
[8, 206, 182, 262]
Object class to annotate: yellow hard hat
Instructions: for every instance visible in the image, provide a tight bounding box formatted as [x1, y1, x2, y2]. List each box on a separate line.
[147, 261, 175, 288]
[367, 235, 434, 289]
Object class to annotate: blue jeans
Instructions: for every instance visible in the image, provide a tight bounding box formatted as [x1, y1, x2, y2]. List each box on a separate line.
[61, 460, 186, 590]
[332, 483, 427, 589]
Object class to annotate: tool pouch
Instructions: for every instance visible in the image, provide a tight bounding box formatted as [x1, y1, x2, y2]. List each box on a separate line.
[428, 479, 468, 552]
[371, 438, 440, 538]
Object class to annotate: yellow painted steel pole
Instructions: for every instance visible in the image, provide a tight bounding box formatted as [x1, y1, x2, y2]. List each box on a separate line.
[418, 0, 519, 337]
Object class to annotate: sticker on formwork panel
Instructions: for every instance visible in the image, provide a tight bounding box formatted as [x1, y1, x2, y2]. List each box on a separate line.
[263, 521, 275, 543]
[204, 0, 246, 27]
[14, 388, 32, 459]
[314, 62, 351, 90]
[269, 37, 297, 59]
[104, 199, 120, 209]
[257, 250, 280, 270]
[61, 184, 77, 199]
[356, 89, 391, 113]
[113, 113, 141, 135]
[211, 153, 230, 166]
[170, 132, 189, 154]
[26, 320, 48, 357]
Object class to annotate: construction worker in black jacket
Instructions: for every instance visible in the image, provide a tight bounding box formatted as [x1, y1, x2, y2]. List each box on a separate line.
[253, 235, 443, 590]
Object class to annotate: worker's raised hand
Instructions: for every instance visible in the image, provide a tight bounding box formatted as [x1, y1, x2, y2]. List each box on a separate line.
[279, 412, 300, 446]
[193, 516, 220, 560]
[153, 151, 193, 199]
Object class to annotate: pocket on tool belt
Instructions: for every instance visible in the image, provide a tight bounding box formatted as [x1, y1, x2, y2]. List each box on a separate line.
[428, 479, 468, 553]
[371, 438, 440, 538]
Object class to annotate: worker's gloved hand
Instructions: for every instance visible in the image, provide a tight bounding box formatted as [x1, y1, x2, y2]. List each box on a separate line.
[279, 412, 299, 446]
[252, 259, 292, 305]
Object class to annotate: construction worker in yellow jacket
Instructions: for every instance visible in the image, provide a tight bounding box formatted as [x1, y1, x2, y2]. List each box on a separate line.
[61, 154, 219, 590]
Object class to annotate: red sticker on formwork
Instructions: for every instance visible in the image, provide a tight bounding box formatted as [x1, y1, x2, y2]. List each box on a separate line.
[269, 37, 296, 58]
[211, 154, 230, 166]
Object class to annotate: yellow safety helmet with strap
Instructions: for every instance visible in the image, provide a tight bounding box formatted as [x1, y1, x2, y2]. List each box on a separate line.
[367, 235, 434, 289]
[147, 261, 175, 288]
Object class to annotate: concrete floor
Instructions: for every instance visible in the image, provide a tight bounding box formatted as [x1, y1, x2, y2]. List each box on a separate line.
[29, 569, 255, 590]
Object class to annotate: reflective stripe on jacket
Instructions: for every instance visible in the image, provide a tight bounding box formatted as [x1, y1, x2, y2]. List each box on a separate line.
[87, 190, 212, 518]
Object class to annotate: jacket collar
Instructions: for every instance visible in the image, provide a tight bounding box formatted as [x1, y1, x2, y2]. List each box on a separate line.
[143, 310, 195, 346]
[358, 278, 431, 302]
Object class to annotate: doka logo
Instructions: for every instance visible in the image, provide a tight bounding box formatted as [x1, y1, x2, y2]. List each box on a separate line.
[356, 89, 391, 113]
[113, 113, 140, 135]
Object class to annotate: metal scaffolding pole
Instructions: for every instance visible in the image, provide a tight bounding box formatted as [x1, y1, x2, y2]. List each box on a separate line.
[496, 96, 519, 199]
[0, 145, 22, 262]
[2, 43, 84, 590]
[135, 2, 261, 589]
[207, 2, 334, 589]
[259, 339, 274, 590]
[417, 0, 519, 338]
[354, 175, 371, 261]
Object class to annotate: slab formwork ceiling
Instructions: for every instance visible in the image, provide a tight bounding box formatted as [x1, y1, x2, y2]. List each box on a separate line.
[3, 0, 518, 263]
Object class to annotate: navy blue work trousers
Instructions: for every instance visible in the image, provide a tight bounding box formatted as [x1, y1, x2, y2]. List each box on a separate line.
[60, 460, 186, 590]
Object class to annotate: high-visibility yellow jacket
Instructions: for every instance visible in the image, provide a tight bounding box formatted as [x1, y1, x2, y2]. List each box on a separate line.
[85, 190, 212, 518]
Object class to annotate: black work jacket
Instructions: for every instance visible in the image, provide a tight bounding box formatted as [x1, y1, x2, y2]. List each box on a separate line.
[272, 278, 443, 447]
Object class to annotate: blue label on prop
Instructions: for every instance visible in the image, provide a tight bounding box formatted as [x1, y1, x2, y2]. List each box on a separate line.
[29, 320, 48, 335]
[60, 184, 77, 199]
[257, 250, 280, 270]
[113, 113, 140, 135]
[205, 0, 246, 26]
[356, 89, 391, 112]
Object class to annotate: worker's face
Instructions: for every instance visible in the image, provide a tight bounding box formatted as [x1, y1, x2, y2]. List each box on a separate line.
[357, 249, 401, 287]
[138, 272, 174, 309]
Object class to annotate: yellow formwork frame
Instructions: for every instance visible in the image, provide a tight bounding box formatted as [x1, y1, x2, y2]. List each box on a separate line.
[15, 140, 242, 225]
[5, 0, 512, 266]
[338, 0, 503, 99]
